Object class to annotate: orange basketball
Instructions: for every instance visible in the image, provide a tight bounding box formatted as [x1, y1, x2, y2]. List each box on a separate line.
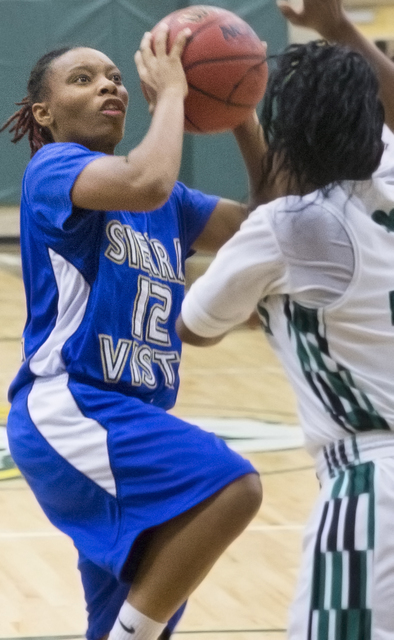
[151, 5, 268, 133]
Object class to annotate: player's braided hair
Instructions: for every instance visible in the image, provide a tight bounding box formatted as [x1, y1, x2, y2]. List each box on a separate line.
[262, 40, 385, 195]
[0, 47, 73, 157]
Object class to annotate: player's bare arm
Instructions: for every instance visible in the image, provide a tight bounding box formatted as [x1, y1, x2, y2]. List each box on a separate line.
[192, 111, 283, 254]
[191, 198, 247, 253]
[191, 113, 272, 254]
[278, 0, 394, 131]
[70, 27, 190, 212]
[232, 109, 287, 207]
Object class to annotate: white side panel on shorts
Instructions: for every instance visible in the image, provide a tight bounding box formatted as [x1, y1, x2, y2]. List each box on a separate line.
[30, 248, 90, 376]
[28, 374, 117, 497]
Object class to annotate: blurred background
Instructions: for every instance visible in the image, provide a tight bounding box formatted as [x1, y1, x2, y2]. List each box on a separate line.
[1, 0, 393, 237]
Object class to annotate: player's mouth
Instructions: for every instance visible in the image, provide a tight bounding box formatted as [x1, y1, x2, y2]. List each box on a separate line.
[100, 98, 126, 116]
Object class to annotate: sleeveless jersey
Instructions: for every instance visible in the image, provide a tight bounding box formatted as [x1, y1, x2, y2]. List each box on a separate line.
[9, 142, 218, 410]
[262, 182, 394, 456]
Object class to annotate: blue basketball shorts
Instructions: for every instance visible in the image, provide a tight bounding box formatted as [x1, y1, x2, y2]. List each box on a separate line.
[7, 373, 256, 640]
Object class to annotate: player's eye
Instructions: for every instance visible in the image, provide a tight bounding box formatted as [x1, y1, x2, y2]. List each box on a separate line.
[112, 73, 122, 84]
[75, 74, 91, 83]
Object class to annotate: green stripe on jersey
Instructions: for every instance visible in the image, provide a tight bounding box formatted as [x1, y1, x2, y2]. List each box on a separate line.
[285, 299, 390, 434]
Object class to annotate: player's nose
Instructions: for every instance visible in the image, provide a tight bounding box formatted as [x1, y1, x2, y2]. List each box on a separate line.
[99, 77, 118, 95]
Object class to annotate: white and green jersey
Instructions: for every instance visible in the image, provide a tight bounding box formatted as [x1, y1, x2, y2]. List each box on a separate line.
[181, 127, 394, 457]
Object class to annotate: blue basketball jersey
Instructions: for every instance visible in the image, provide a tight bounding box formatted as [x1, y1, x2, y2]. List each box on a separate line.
[10, 142, 218, 409]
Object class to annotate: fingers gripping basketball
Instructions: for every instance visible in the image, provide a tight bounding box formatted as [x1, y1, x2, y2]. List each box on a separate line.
[152, 5, 268, 133]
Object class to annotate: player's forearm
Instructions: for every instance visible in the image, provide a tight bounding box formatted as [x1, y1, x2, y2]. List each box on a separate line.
[127, 86, 185, 205]
[233, 112, 288, 207]
[233, 112, 271, 208]
[318, 18, 394, 131]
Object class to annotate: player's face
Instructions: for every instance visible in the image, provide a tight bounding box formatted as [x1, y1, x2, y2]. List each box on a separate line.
[39, 48, 129, 154]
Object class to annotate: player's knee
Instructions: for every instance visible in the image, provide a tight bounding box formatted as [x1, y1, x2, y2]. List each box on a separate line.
[229, 472, 262, 524]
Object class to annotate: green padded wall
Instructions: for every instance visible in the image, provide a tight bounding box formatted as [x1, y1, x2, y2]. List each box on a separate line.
[0, 0, 287, 205]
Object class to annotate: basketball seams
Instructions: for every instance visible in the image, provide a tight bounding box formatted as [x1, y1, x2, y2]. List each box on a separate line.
[175, 12, 261, 61]
[184, 54, 265, 72]
[187, 83, 259, 108]
[181, 13, 238, 57]
[184, 113, 203, 133]
[227, 62, 267, 103]
[160, 12, 232, 57]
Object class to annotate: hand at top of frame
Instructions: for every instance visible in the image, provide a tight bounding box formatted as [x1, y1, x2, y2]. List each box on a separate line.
[278, 0, 394, 132]
[277, 0, 349, 41]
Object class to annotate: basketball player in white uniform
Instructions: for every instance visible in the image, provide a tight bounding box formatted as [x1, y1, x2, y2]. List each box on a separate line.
[177, 1, 394, 638]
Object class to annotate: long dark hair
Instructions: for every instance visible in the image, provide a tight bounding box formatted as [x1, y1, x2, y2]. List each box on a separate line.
[0, 47, 74, 157]
[262, 40, 385, 195]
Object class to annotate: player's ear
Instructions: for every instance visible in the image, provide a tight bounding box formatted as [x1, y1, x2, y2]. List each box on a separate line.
[32, 102, 53, 128]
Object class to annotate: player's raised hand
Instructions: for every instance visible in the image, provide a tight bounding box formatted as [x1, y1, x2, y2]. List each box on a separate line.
[134, 26, 190, 102]
[277, 0, 348, 41]
[277, 0, 394, 131]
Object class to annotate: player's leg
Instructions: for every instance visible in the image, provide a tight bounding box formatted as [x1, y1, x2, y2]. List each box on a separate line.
[78, 551, 187, 640]
[286, 481, 326, 640]
[122, 472, 262, 620]
[78, 551, 129, 640]
[108, 473, 261, 640]
[7, 377, 260, 640]
[288, 453, 391, 640]
[78, 378, 262, 640]
[370, 456, 394, 638]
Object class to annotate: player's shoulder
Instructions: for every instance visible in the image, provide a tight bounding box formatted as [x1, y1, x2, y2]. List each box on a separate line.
[169, 181, 219, 215]
[171, 181, 199, 202]
[25, 142, 96, 178]
[247, 192, 323, 227]
[28, 141, 93, 163]
[248, 188, 348, 246]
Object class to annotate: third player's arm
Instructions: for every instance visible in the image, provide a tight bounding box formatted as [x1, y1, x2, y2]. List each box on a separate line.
[232, 109, 289, 207]
[278, 0, 394, 131]
[193, 110, 281, 254]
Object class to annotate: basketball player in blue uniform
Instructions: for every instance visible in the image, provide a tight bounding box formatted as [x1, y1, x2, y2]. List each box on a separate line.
[177, 1, 394, 638]
[0, 26, 265, 640]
